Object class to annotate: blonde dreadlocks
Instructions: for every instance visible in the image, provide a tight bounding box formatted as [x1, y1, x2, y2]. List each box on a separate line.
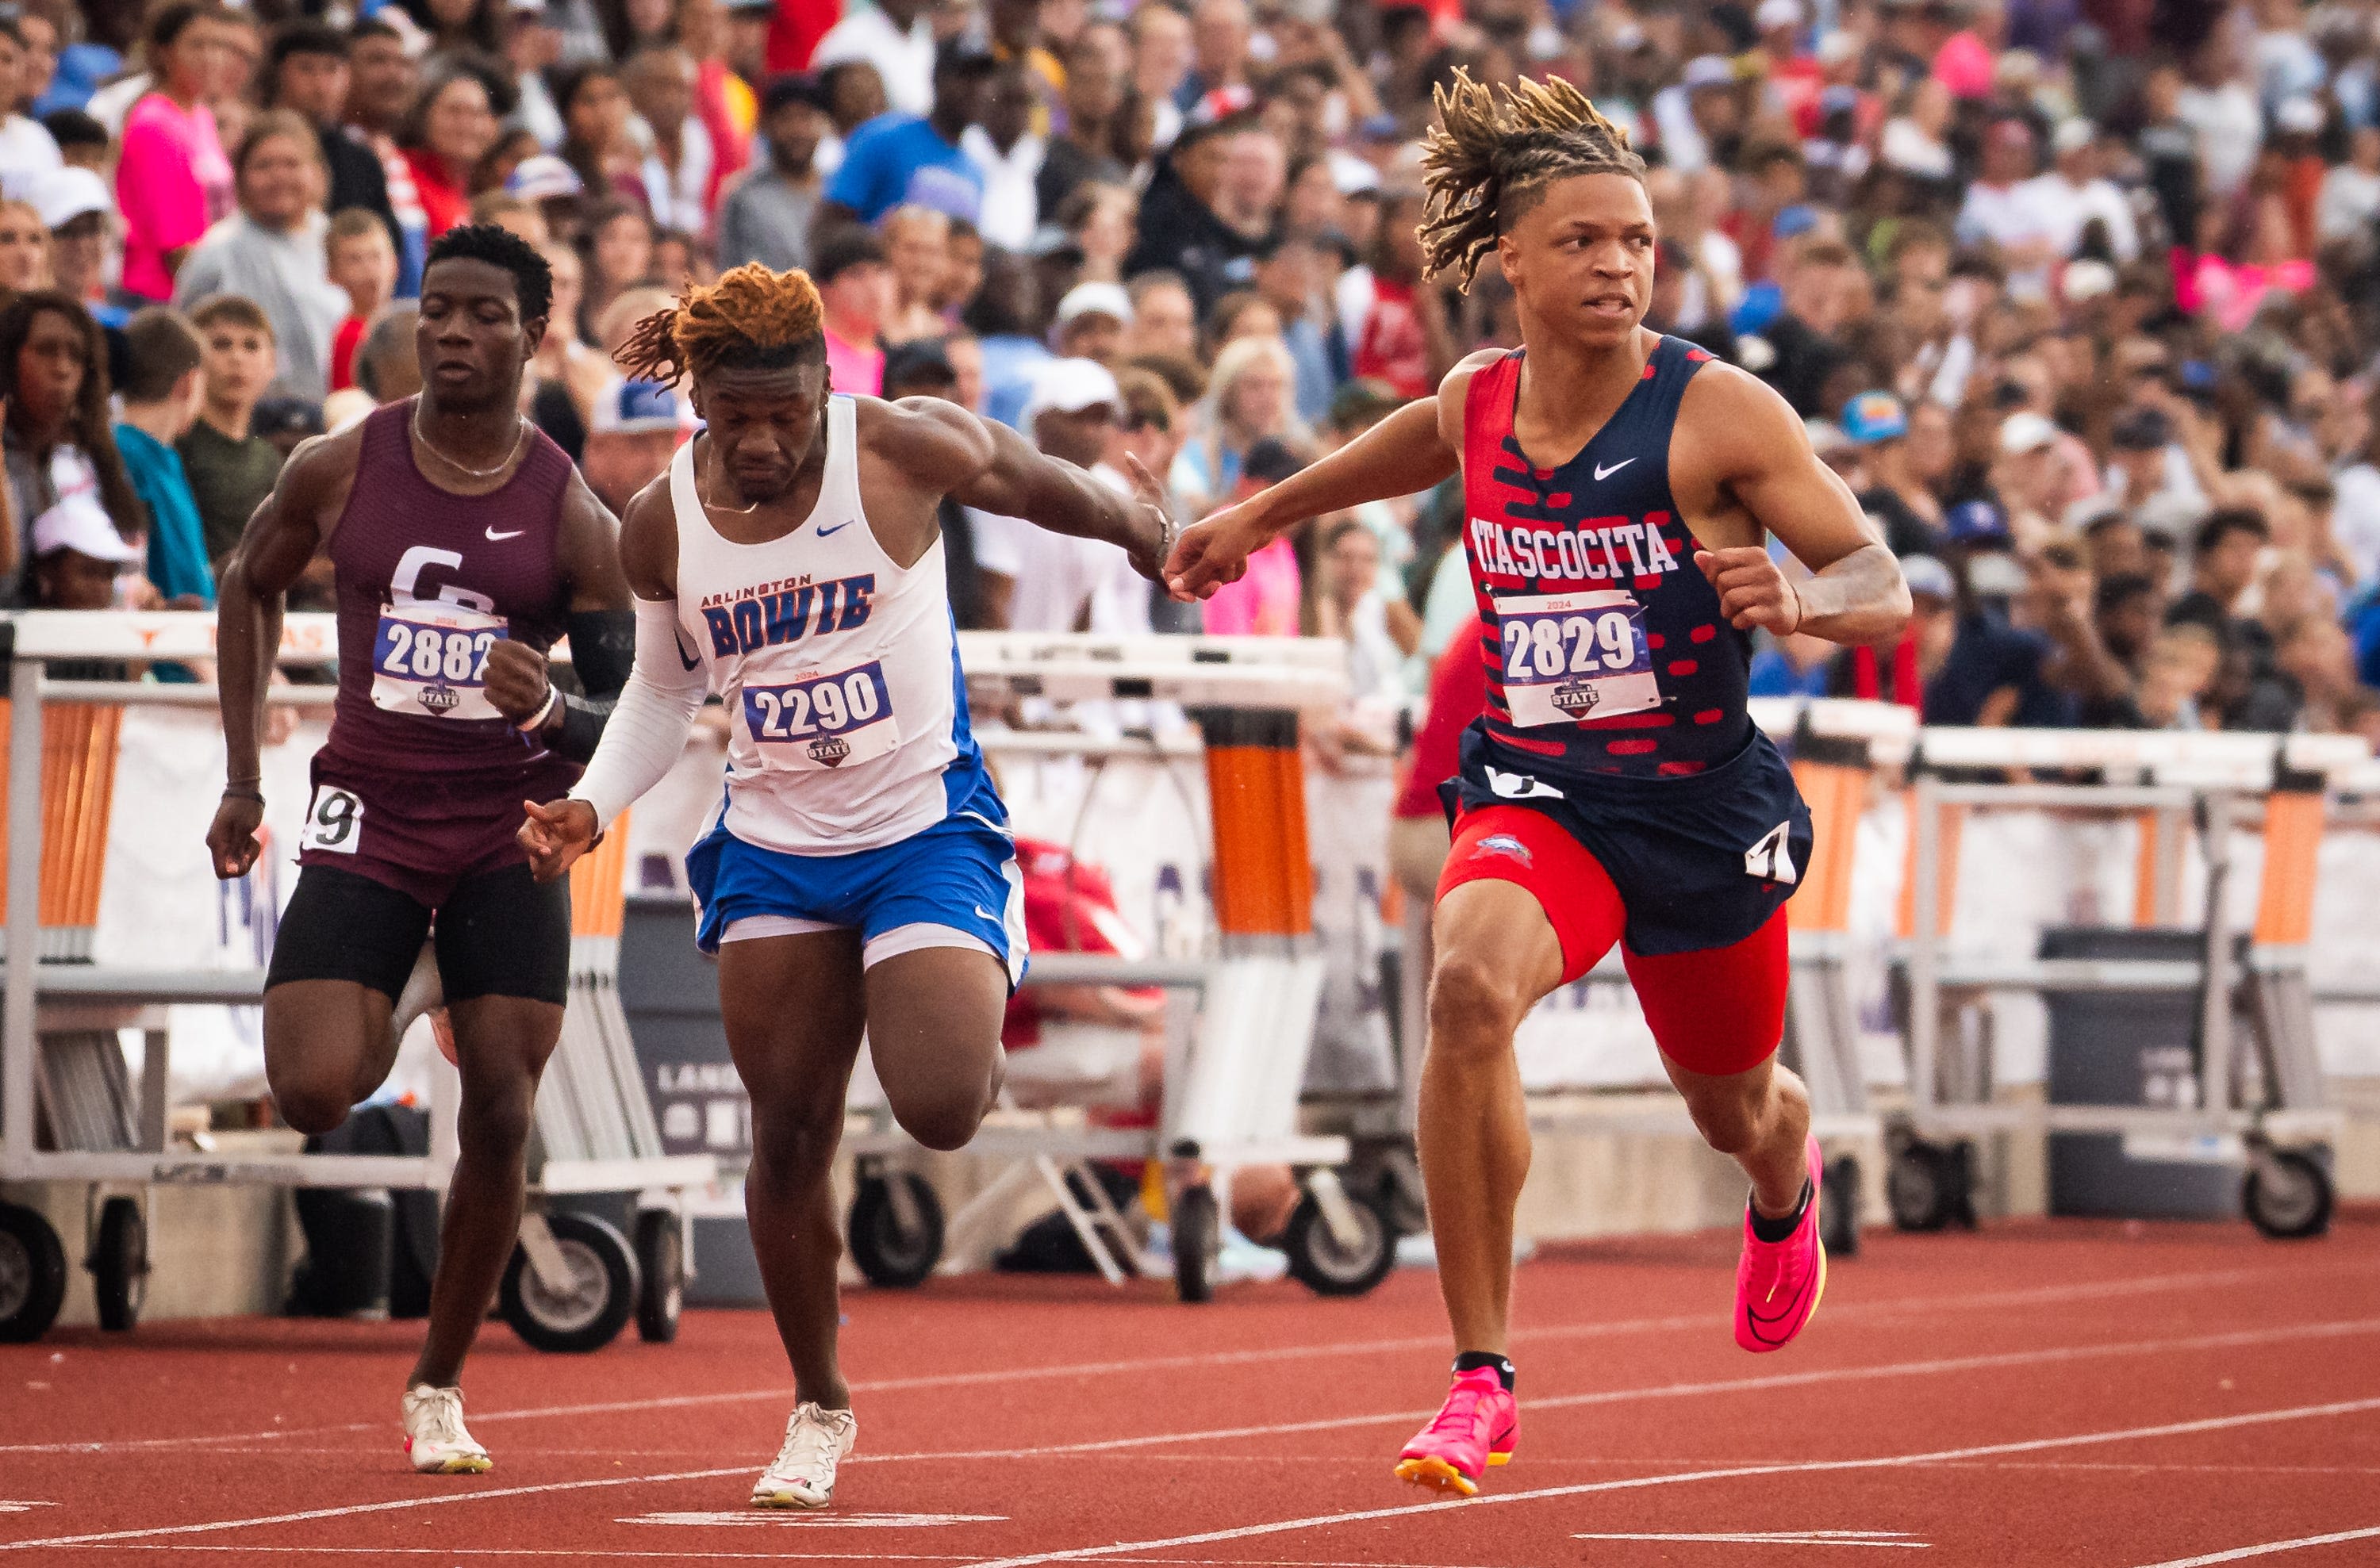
[614, 262, 827, 386]
[1418, 69, 1647, 293]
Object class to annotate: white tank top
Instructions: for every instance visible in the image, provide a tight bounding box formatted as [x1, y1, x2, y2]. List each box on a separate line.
[671, 395, 988, 855]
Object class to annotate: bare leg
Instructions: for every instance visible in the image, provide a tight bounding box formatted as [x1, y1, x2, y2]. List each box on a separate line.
[1418, 880, 1567, 1355]
[261, 980, 404, 1137]
[409, 993, 565, 1390]
[719, 930, 869, 1409]
[861, 945, 1009, 1152]
[1662, 1052, 1813, 1217]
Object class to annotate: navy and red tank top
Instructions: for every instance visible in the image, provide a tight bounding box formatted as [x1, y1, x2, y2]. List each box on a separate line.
[1460, 335, 1752, 781]
[321, 399, 578, 786]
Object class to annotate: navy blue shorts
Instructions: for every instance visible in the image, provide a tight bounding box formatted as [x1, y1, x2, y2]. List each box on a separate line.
[1439, 722, 1811, 957]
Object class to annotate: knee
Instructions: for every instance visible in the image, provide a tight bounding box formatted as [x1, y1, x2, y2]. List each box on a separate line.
[750, 1099, 846, 1184]
[456, 1077, 535, 1156]
[271, 1075, 353, 1138]
[1427, 953, 1527, 1065]
[1681, 1083, 1764, 1156]
[891, 1083, 989, 1153]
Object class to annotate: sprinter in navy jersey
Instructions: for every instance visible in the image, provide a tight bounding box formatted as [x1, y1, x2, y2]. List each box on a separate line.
[1167, 72, 1910, 1498]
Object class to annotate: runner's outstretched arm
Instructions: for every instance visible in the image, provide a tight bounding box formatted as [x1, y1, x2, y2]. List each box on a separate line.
[1163, 351, 1506, 601]
[877, 396, 1174, 578]
[520, 477, 705, 880]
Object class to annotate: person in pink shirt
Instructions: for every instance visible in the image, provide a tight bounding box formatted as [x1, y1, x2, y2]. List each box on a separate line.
[117, 2, 240, 301]
[813, 226, 891, 397]
[1200, 439, 1307, 636]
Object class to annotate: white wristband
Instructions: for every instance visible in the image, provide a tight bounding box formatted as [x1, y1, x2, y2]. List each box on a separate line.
[518, 684, 561, 732]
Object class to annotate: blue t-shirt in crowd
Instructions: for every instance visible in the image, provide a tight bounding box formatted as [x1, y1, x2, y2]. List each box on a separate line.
[1749, 645, 1833, 697]
[823, 116, 981, 225]
[1923, 609, 2067, 726]
[113, 423, 216, 607]
[979, 334, 1053, 430]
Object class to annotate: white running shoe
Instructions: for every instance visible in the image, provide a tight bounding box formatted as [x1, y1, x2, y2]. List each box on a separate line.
[750, 1402, 858, 1509]
[402, 1384, 493, 1474]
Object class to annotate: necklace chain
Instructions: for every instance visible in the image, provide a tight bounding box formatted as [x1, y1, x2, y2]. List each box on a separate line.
[410, 407, 528, 480]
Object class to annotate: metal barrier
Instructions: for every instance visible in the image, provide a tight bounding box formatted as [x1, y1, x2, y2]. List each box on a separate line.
[0, 611, 710, 1345]
[1891, 726, 2366, 1238]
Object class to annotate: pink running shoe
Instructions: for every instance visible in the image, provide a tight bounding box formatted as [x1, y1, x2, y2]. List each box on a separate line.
[1394, 1367, 1518, 1497]
[1735, 1133, 1827, 1353]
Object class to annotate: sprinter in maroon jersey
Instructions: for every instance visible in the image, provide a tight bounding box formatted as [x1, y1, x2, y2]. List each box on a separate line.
[1165, 74, 1910, 1497]
[206, 226, 634, 1475]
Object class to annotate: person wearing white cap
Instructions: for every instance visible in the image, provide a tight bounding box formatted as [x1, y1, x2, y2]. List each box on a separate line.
[2021, 118, 2138, 263]
[1052, 279, 1133, 365]
[1994, 409, 2067, 545]
[1648, 55, 1741, 174]
[26, 493, 143, 611]
[29, 167, 116, 325]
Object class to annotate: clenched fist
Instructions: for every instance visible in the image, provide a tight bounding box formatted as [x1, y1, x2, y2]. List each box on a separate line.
[1695, 546, 1803, 635]
[482, 639, 556, 727]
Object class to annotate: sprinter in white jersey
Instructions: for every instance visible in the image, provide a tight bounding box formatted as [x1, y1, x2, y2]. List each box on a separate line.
[516, 265, 1171, 1510]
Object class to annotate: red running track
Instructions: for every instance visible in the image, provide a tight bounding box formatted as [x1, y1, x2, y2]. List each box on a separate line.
[5, 1211, 2380, 1566]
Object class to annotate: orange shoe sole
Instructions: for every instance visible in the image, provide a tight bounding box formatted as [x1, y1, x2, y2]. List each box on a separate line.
[1393, 1449, 1510, 1497]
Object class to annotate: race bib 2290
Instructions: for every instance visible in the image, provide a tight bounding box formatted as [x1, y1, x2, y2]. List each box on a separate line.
[740, 661, 899, 770]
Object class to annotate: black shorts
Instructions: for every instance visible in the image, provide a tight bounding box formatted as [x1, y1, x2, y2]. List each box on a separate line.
[1438, 722, 1812, 957]
[265, 861, 573, 1006]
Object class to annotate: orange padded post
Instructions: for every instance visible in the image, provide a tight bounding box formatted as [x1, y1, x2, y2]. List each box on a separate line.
[568, 807, 631, 938]
[1894, 791, 1963, 940]
[1197, 711, 1313, 939]
[2254, 789, 2324, 947]
[1787, 759, 1864, 934]
[0, 702, 124, 928]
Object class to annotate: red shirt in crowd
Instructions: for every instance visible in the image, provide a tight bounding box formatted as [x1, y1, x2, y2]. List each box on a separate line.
[1392, 613, 1486, 822]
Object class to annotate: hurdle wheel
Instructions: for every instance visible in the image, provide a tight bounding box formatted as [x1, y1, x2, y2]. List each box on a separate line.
[500, 1213, 638, 1353]
[91, 1197, 148, 1332]
[1820, 1156, 1861, 1259]
[1887, 1141, 1966, 1233]
[1171, 1184, 1219, 1303]
[848, 1173, 944, 1289]
[2244, 1149, 2333, 1240]
[633, 1210, 684, 1342]
[1281, 1187, 1397, 1298]
[0, 1200, 67, 1344]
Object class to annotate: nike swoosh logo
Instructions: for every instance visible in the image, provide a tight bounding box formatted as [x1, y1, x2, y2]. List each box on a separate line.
[674, 632, 702, 672]
[1593, 458, 1635, 481]
[486, 527, 524, 541]
[817, 520, 851, 537]
[973, 906, 998, 921]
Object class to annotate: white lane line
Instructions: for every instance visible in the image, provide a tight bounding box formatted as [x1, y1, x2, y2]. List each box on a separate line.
[3, 1261, 2346, 1459]
[621, 1512, 1005, 1528]
[948, 1396, 2380, 1568]
[6, 1317, 2371, 1556]
[1573, 1532, 1926, 1548]
[2132, 1526, 2380, 1566]
[877, 1317, 2380, 1461]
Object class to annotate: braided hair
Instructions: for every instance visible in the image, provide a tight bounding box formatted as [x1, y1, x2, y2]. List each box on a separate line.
[1418, 68, 1647, 293]
[614, 262, 827, 387]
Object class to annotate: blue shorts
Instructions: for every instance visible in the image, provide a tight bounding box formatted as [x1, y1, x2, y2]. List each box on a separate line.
[685, 811, 1030, 987]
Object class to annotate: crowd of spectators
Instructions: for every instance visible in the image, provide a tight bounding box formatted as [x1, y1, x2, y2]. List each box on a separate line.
[2, 0, 2379, 745]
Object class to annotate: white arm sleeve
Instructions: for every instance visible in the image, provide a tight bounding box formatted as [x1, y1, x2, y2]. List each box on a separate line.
[568, 595, 709, 832]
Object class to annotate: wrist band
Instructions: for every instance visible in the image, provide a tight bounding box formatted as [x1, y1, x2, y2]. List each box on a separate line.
[222, 784, 263, 803]
[519, 684, 562, 733]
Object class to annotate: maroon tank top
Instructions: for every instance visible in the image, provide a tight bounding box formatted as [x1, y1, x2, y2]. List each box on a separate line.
[318, 399, 578, 790]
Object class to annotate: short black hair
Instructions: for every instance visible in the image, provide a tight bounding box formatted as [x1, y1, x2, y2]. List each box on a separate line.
[812, 226, 886, 285]
[761, 72, 826, 117]
[424, 223, 555, 324]
[40, 109, 108, 151]
[2194, 507, 2268, 556]
[270, 19, 348, 82]
[148, 2, 227, 55]
[1243, 438, 1305, 485]
[350, 17, 404, 47]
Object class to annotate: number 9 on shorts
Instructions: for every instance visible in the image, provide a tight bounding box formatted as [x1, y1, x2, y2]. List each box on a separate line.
[302, 786, 365, 855]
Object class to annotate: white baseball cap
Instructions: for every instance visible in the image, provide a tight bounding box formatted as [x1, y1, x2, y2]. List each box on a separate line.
[1756, 0, 1804, 30]
[1998, 410, 2059, 455]
[31, 167, 109, 231]
[1019, 358, 1123, 428]
[1054, 281, 1134, 331]
[33, 494, 142, 565]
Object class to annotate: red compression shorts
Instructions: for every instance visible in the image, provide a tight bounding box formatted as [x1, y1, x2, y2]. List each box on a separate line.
[1436, 804, 1787, 1078]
